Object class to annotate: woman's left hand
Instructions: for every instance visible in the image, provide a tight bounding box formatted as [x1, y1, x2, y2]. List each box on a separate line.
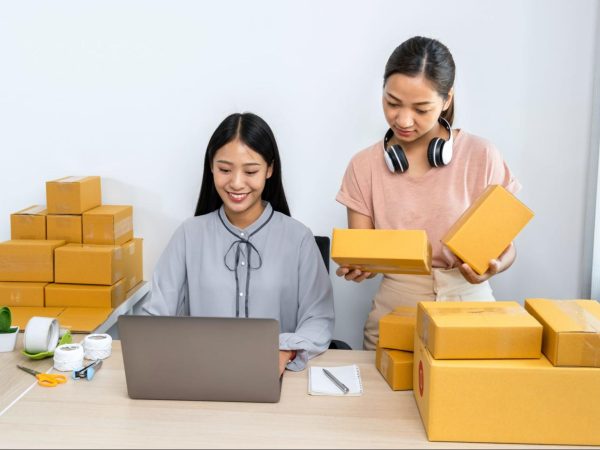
[278, 350, 296, 375]
[458, 243, 516, 284]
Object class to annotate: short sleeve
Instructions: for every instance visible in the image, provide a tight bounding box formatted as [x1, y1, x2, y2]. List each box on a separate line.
[485, 145, 522, 195]
[336, 150, 374, 219]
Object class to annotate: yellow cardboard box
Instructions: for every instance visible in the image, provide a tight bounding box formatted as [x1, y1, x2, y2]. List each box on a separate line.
[379, 306, 416, 351]
[11, 205, 47, 240]
[54, 243, 124, 285]
[122, 238, 143, 291]
[83, 205, 133, 245]
[416, 301, 542, 359]
[525, 298, 600, 367]
[0, 240, 65, 282]
[442, 185, 534, 275]
[45, 279, 126, 308]
[58, 307, 113, 333]
[331, 228, 431, 274]
[0, 282, 48, 307]
[376, 346, 413, 391]
[413, 337, 600, 445]
[9, 307, 65, 330]
[46, 215, 83, 244]
[46, 176, 101, 214]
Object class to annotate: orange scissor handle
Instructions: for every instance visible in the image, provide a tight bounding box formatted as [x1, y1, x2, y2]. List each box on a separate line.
[36, 373, 67, 387]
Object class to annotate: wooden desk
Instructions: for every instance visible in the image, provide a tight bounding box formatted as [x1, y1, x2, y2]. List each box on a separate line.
[0, 345, 582, 449]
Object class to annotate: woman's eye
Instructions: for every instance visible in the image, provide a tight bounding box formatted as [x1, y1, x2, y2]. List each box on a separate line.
[218, 168, 231, 173]
[246, 171, 259, 176]
[416, 109, 430, 114]
[387, 101, 399, 108]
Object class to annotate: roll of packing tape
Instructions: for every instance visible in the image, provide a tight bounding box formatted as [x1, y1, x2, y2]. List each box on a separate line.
[83, 334, 112, 360]
[54, 343, 85, 372]
[24, 317, 59, 354]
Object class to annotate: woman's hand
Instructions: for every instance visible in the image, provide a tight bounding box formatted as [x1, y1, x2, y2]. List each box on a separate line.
[458, 243, 516, 284]
[336, 266, 377, 282]
[279, 350, 297, 375]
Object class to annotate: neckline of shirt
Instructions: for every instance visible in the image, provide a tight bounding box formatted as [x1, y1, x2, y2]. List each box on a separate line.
[218, 201, 274, 237]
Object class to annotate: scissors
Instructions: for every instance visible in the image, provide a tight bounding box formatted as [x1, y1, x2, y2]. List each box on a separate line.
[17, 365, 67, 387]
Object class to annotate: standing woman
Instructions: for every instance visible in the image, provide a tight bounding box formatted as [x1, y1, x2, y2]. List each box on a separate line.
[336, 36, 521, 350]
[143, 112, 334, 373]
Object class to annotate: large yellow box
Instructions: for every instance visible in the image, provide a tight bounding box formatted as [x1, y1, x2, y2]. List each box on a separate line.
[54, 243, 124, 285]
[416, 301, 542, 359]
[376, 346, 413, 391]
[45, 279, 126, 308]
[46, 215, 83, 244]
[11, 205, 47, 240]
[122, 238, 143, 291]
[413, 337, 600, 445]
[331, 228, 431, 274]
[9, 307, 65, 330]
[442, 185, 534, 275]
[0, 240, 65, 282]
[46, 176, 101, 214]
[0, 282, 48, 307]
[58, 307, 113, 333]
[83, 205, 133, 245]
[378, 306, 416, 351]
[525, 298, 600, 367]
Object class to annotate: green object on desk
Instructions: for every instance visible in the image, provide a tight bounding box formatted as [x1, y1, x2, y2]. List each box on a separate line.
[21, 330, 73, 360]
[0, 306, 12, 333]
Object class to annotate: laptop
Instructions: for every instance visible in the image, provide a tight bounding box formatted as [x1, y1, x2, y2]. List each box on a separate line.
[118, 315, 281, 403]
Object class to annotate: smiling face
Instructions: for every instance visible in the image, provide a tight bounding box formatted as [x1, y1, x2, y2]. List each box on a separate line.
[211, 138, 273, 228]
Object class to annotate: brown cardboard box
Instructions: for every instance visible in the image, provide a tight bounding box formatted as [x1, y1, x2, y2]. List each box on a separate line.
[525, 298, 600, 367]
[9, 307, 65, 330]
[0, 240, 65, 282]
[416, 301, 542, 359]
[379, 306, 416, 351]
[413, 337, 600, 445]
[122, 238, 143, 291]
[11, 206, 47, 240]
[0, 282, 47, 307]
[46, 176, 101, 214]
[83, 205, 133, 245]
[58, 307, 113, 333]
[45, 279, 126, 308]
[47, 215, 83, 244]
[376, 346, 413, 391]
[54, 243, 124, 285]
[442, 185, 534, 275]
[331, 228, 431, 274]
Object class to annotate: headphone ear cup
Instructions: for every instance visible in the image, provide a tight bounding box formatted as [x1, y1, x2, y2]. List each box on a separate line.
[427, 138, 445, 167]
[390, 145, 408, 173]
[384, 149, 398, 173]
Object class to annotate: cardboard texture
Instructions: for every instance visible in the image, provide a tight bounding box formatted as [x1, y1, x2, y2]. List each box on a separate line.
[0, 240, 65, 282]
[9, 307, 65, 330]
[376, 346, 413, 391]
[45, 279, 126, 308]
[0, 282, 48, 307]
[442, 185, 534, 275]
[58, 307, 113, 333]
[46, 176, 101, 215]
[413, 337, 600, 445]
[83, 205, 133, 245]
[416, 301, 542, 359]
[122, 238, 143, 291]
[331, 228, 431, 274]
[10, 205, 48, 240]
[54, 243, 124, 285]
[46, 214, 83, 244]
[525, 298, 600, 367]
[379, 306, 416, 351]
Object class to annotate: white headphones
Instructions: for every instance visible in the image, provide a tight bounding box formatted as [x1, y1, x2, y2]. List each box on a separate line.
[383, 117, 454, 173]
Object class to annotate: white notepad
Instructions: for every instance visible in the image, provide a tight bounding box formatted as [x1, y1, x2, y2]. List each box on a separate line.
[308, 365, 363, 396]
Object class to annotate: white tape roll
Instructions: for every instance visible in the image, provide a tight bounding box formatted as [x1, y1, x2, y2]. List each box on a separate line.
[53, 343, 85, 372]
[83, 334, 112, 360]
[24, 317, 59, 354]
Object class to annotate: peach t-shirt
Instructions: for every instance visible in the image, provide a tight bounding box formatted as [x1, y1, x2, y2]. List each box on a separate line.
[336, 130, 522, 269]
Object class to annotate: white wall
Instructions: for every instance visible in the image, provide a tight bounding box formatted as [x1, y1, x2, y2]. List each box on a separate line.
[0, 0, 598, 349]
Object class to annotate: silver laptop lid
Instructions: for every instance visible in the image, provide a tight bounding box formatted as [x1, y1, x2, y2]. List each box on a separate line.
[118, 316, 281, 403]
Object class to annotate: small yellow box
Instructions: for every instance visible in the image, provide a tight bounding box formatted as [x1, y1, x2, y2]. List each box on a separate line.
[525, 298, 600, 367]
[58, 307, 113, 333]
[122, 238, 143, 291]
[11, 206, 47, 240]
[0, 282, 48, 307]
[46, 215, 83, 244]
[46, 176, 101, 214]
[0, 240, 65, 282]
[442, 185, 534, 275]
[413, 337, 600, 445]
[331, 228, 431, 274]
[45, 279, 126, 308]
[83, 205, 133, 245]
[416, 301, 542, 359]
[376, 346, 413, 391]
[9, 307, 65, 330]
[379, 306, 416, 351]
[54, 243, 124, 285]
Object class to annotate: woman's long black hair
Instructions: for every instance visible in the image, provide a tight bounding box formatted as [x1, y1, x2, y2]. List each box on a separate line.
[194, 112, 291, 217]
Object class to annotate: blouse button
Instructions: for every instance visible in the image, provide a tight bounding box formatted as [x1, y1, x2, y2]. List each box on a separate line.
[239, 292, 244, 297]
[241, 261, 245, 266]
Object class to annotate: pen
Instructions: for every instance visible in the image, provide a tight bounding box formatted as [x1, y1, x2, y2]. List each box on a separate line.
[322, 368, 350, 394]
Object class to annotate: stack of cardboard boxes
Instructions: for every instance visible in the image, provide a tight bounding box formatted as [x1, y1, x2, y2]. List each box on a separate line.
[0, 176, 143, 332]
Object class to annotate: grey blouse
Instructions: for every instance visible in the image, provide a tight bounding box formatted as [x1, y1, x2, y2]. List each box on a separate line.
[141, 203, 335, 371]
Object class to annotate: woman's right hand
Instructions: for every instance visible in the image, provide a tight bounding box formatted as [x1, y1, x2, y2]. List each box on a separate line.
[336, 265, 377, 283]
